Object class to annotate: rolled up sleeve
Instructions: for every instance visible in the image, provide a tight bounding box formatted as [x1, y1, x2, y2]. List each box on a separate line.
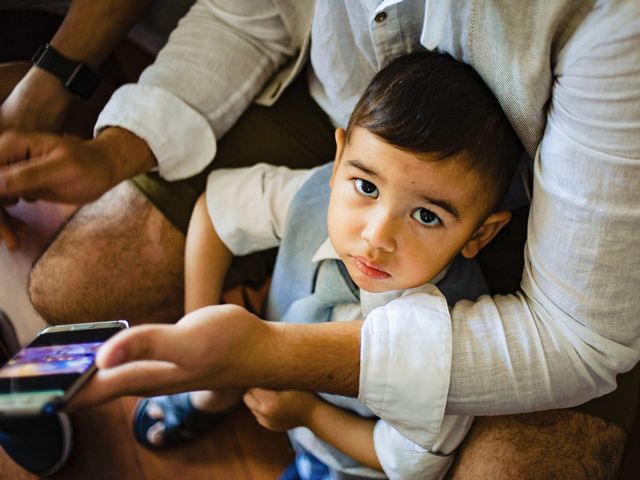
[373, 415, 473, 480]
[95, 0, 295, 180]
[205, 164, 314, 255]
[359, 286, 453, 448]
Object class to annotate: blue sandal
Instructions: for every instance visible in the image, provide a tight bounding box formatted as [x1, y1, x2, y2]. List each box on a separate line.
[132, 393, 223, 449]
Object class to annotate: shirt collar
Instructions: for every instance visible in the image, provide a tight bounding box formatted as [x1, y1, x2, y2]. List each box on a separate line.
[311, 237, 452, 316]
[312, 237, 340, 263]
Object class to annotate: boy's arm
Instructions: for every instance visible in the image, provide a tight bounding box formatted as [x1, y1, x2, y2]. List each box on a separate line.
[243, 388, 382, 471]
[243, 388, 469, 479]
[305, 398, 382, 471]
[184, 193, 232, 312]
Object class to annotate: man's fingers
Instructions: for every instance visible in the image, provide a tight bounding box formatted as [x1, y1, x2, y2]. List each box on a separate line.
[243, 389, 259, 409]
[0, 154, 58, 197]
[69, 361, 192, 410]
[96, 324, 188, 368]
[0, 196, 18, 207]
[0, 208, 19, 250]
[0, 130, 50, 167]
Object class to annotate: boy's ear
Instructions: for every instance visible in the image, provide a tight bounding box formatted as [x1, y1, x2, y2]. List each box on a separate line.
[461, 210, 512, 259]
[330, 128, 346, 188]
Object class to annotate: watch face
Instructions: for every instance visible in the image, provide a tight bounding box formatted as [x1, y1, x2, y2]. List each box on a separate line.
[65, 64, 100, 99]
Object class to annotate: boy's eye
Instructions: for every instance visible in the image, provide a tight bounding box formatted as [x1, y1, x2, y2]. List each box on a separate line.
[412, 208, 441, 227]
[354, 178, 379, 198]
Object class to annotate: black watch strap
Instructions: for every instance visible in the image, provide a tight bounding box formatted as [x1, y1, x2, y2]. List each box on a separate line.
[31, 44, 100, 99]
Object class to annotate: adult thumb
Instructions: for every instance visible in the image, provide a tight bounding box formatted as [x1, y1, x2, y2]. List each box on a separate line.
[96, 323, 182, 368]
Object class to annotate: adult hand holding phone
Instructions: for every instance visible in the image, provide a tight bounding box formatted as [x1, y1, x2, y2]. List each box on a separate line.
[71, 305, 272, 408]
[71, 304, 362, 410]
[0, 320, 128, 418]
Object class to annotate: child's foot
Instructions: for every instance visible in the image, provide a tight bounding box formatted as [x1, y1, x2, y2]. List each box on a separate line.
[133, 392, 236, 449]
[0, 412, 73, 476]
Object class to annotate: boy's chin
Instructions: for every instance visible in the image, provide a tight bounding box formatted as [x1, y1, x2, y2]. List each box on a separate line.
[351, 275, 397, 293]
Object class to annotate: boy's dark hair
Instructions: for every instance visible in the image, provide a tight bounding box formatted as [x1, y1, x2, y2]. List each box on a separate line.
[346, 51, 523, 211]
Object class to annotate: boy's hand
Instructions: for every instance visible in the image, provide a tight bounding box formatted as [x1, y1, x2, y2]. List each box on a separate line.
[243, 388, 320, 432]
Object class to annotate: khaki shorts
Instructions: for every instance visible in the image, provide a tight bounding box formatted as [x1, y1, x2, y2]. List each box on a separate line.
[131, 73, 639, 431]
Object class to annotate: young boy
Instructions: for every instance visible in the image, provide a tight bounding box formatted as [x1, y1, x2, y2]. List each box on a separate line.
[134, 51, 523, 479]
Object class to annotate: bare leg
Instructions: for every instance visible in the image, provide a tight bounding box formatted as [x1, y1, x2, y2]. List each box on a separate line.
[29, 181, 185, 325]
[448, 410, 626, 479]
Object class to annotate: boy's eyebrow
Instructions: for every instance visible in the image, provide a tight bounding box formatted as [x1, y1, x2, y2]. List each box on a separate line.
[421, 196, 460, 220]
[346, 160, 379, 179]
[346, 159, 460, 220]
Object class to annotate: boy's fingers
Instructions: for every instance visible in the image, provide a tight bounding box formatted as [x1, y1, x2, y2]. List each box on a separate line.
[96, 324, 187, 368]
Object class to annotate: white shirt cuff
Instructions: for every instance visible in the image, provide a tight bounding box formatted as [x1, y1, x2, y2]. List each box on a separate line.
[373, 420, 451, 480]
[95, 84, 216, 181]
[360, 285, 452, 449]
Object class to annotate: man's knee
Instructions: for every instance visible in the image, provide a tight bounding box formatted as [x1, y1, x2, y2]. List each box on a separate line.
[29, 182, 186, 325]
[448, 410, 626, 480]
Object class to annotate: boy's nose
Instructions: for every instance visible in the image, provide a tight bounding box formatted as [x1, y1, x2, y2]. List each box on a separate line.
[361, 209, 397, 252]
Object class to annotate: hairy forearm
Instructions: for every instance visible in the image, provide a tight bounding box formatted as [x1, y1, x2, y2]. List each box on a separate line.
[52, 0, 153, 69]
[89, 127, 157, 186]
[2, 1, 153, 133]
[256, 321, 362, 396]
[305, 399, 382, 471]
[184, 195, 233, 312]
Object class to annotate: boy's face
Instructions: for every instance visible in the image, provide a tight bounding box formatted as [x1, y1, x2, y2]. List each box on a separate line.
[328, 127, 510, 293]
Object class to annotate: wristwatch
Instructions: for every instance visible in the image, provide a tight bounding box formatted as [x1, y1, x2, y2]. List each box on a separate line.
[31, 43, 100, 99]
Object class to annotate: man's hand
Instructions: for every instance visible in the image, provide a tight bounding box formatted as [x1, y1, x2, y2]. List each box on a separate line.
[0, 127, 155, 249]
[70, 304, 275, 409]
[0, 64, 75, 134]
[0, 205, 27, 251]
[71, 309, 362, 410]
[243, 388, 320, 432]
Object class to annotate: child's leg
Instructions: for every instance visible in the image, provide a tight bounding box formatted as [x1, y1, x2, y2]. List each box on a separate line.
[136, 193, 242, 447]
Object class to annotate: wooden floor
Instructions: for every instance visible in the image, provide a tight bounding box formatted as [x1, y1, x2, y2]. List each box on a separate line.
[0, 396, 293, 479]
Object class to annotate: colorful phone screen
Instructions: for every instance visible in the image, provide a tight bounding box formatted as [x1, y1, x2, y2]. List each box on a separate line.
[0, 326, 124, 394]
[0, 342, 102, 378]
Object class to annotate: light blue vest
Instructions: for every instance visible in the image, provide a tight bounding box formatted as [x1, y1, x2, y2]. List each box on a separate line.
[266, 163, 489, 477]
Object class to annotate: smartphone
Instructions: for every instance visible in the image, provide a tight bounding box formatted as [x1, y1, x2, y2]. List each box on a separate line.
[0, 320, 128, 419]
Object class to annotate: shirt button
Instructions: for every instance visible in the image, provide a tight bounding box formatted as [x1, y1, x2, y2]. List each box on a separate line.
[374, 11, 387, 23]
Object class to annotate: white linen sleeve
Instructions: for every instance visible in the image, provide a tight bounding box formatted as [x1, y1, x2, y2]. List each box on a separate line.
[373, 415, 473, 480]
[359, 287, 454, 448]
[360, 4, 640, 449]
[205, 164, 315, 255]
[95, 0, 295, 181]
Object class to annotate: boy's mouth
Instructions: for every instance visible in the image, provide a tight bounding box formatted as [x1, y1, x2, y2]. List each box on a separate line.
[351, 256, 390, 280]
